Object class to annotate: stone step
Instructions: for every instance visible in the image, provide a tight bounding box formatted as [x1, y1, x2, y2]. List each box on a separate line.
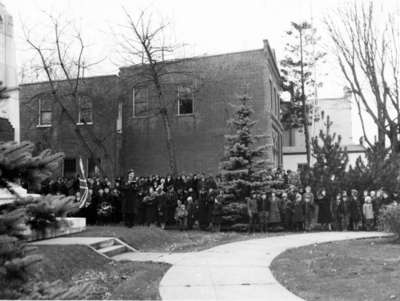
[90, 238, 116, 250]
[98, 244, 128, 257]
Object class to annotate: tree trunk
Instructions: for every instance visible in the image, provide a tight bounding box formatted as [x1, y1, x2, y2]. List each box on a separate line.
[299, 29, 311, 167]
[160, 109, 178, 176]
[377, 101, 386, 150]
[390, 125, 399, 154]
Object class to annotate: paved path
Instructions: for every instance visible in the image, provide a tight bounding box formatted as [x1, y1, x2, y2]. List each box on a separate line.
[156, 232, 390, 300]
[31, 236, 115, 246]
[31, 232, 391, 300]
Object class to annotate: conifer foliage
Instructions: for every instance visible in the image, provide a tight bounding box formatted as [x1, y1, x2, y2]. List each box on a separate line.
[305, 115, 348, 197]
[218, 93, 271, 229]
[0, 140, 84, 298]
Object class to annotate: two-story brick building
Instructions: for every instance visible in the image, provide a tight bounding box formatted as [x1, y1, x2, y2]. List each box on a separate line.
[19, 40, 283, 177]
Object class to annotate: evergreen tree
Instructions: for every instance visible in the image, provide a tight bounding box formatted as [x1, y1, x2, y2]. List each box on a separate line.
[0, 140, 86, 299]
[218, 93, 271, 229]
[306, 115, 348, 198]
[280, 21, 325, 167]
[345, 143, 400, 195]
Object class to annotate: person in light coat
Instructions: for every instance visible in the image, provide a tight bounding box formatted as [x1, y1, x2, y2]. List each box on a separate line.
[362, 196, 374, 231]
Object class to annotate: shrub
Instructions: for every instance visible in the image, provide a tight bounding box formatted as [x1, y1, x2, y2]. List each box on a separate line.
[379, 204, 400, 238]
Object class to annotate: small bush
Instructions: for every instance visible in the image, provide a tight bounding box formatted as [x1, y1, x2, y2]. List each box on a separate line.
[379, 204, 400, 238]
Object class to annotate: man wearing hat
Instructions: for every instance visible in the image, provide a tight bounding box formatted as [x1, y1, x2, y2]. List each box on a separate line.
[121, 169, 138, 227]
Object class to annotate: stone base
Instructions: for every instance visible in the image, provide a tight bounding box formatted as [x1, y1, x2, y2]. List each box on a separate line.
[25, 217, 86, 241]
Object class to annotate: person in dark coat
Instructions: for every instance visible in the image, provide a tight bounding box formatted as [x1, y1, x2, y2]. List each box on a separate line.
[258, 192, 270, 233]
[84, 188, 97, 225]
[332, 193, 343, 230]
[186, 196, 196, 230]
[340, 191, 351, 230]
[211, 194, 223, 232]
[157, 187, 167, 229]
[282, 192, 294, 231]
[316, 188, 333, 230]
[349, 189, 362, 230]
[165, 186, 178, 226]
[198, 187, 209, 230]
[121, 170, 138, 227]
[143, 187, 158, 226]
[247, 193, 258, 234]
[292, 193, 305, 231]
[206, 188, 217, 230]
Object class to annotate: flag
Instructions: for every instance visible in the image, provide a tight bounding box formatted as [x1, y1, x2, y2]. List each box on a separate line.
[78, 157, 90, 209]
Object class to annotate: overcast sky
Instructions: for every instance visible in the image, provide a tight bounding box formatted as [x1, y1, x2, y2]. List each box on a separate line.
[5, 0, 399, 144]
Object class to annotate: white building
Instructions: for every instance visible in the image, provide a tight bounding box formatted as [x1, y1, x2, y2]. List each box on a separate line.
[0, 2, 19, 142]
[283, 93, 366, 171]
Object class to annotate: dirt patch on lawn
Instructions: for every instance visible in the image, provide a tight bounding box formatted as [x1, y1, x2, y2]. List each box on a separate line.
[270, 237, 400, 301]
[29, 245, 170, 300]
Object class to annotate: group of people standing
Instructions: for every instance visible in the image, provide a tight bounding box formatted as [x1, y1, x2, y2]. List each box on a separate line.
[246, 185, 397, 233]
[40, 168, 396, 233]
[64, 170, 225, 231]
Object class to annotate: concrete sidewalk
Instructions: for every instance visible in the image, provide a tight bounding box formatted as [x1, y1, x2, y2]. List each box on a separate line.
[30, 231, 391, 300]
[158, 231, 390, 301]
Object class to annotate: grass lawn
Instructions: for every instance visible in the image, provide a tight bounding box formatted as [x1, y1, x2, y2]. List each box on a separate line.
[30, 245, 170, 300]
[27, 226, 285, 299]
[69, 225, 284, 252]
[270, 237, 400, 301]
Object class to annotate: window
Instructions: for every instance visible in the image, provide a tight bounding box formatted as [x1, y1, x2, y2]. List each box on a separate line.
[78, 96, 93, 124]
[63, 158, 76, 177]
[133, 88, 149, 117]
[38, 98, 52, 126]
[269, 80, 273, 113]
[117, 102, 123, 133]
[276, 89, 279, 116]
[178, 86, 194, 115]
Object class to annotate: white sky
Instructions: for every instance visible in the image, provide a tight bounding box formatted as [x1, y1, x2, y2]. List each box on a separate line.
[5, 0, 398, 144]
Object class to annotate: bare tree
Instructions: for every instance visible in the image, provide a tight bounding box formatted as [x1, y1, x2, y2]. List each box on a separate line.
[326, 1, 400, 152]
[22, 13, 115, 176]
[116, 9, 192, 175]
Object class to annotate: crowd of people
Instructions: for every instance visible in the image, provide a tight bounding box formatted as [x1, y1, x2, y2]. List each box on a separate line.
[246, 186, 397, 233]
[38, 168, 397, 232]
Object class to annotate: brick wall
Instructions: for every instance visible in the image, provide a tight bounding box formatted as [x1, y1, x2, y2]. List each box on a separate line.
[120, 45, 282, 176]
[19, 75, 122, 178]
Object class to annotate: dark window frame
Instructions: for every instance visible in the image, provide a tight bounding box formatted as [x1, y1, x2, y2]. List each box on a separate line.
[77, 96, 93, 124]
[177, 86, 194, 115]
[132, 87, 150, 117]
[38, 98, 52, 126]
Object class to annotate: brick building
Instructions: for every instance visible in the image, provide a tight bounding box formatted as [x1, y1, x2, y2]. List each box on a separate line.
[19, 40, 283, 178]
[19, 75, 122, 178]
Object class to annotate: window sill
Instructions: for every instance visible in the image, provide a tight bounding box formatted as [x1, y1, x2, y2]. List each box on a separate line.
[177, 113, 195, 117]
[76, 122, 93, 126]
[37, 124, 52, 128]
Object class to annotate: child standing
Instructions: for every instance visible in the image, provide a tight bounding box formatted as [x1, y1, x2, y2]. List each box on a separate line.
[303, 186, 314, 231]
[362, 196, 374, 231]
[175, 200, 188, 231]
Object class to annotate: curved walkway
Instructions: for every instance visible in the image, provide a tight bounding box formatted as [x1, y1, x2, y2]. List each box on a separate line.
[158, 231, 390, 300]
